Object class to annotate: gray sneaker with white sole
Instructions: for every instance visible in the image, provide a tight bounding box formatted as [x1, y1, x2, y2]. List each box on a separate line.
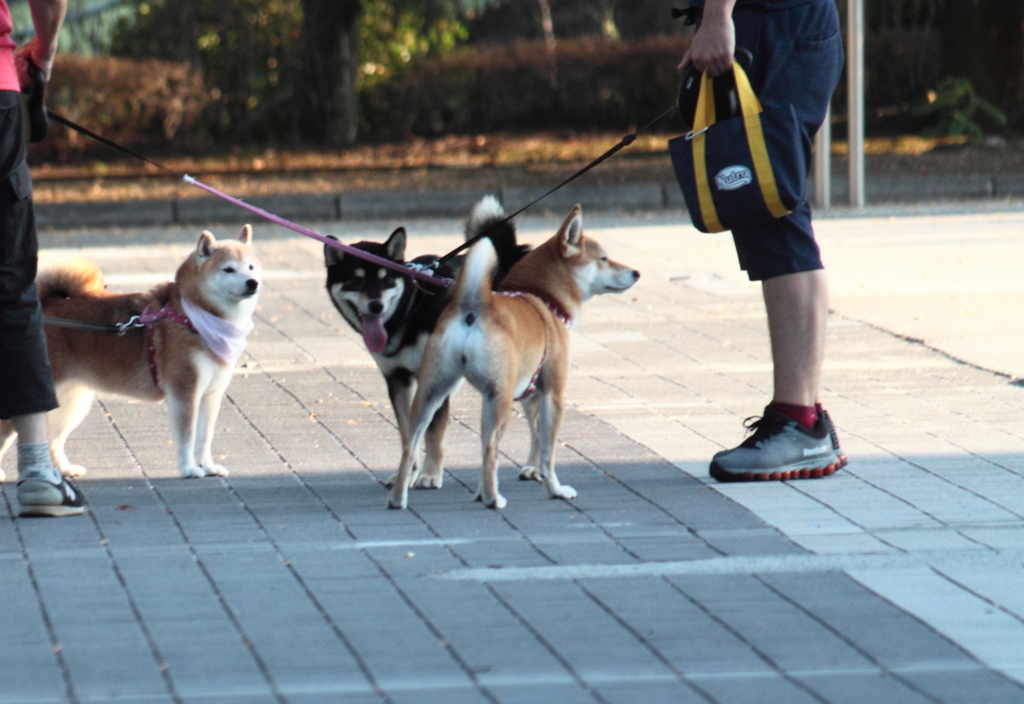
[18, 476, 86, 517]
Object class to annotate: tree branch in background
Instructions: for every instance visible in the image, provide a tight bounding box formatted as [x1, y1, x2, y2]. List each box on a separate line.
[536, 0, 557, 89]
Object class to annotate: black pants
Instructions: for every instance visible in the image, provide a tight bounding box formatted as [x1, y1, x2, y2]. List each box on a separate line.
[0, 89, 57, 420]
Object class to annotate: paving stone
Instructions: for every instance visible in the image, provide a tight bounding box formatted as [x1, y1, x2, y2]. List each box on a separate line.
[595, 679, 707, 704]
[796, 672, 935, 704]
[667, 574, 881, 674]
[901, 668, 1024, 704]
[485, 682, 597, 704]
[694, 673, 823, 704]
[758, 571, 983, 672]
[10, 212, 1024, 703]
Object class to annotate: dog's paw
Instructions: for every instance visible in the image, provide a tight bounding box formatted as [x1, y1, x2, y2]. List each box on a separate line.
[414, 474, 443, 490]
[387, 492, 408, 510]
[518, 466, 541, 482]
[550, 484, 577, 500]
[483, 493, 508, 510]
[60, 464, 88, 478]
[203, 464, 229, 477]
[179, 464, 206, 479]
[384, 472, 398, 488]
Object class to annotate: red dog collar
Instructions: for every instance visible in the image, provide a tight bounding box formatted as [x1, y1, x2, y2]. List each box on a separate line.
[139, 303, 196, 390]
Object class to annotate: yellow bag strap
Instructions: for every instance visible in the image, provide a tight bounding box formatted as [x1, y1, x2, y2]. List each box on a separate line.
[690, 71, 724, 232]
[732, 64, 791, 219]
[688, 62, 791, 232]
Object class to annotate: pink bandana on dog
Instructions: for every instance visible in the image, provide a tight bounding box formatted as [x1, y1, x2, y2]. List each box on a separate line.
[180, 296, 254, 366]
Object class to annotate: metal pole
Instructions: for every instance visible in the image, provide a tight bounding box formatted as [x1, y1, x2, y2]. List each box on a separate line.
[847, 0, 865, 208]
[814, 105, 831, 210]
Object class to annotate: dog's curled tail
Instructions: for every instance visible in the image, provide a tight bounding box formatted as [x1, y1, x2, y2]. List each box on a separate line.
[454, 237, 498, 317]
[466, 195, 529, 278]
[36, 259, 105, 301]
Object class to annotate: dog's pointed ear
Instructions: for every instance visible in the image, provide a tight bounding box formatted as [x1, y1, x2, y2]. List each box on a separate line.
[558, 205, 583, 258]
[324, 235, 344, 266]
[236, 224, 253, 244]
[385, 227, 407, 261]
[197, 231, 217, 260]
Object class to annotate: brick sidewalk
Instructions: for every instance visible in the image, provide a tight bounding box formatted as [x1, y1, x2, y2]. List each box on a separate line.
[3, 211, 1024, 703]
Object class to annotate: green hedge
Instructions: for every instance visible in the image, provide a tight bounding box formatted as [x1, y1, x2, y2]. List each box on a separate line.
[363, 30, 947, 140]
[31, 28, 950, 157]
[361, 36, 688, 140]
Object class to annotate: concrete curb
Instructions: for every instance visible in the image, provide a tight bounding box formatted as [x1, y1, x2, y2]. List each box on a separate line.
[33, 173, 1024, 229]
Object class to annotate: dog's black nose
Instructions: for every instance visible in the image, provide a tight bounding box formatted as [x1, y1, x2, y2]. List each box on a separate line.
[367, 300, 384, 315]
[246, 279, 259, 292]
[631, 270, 640, 281]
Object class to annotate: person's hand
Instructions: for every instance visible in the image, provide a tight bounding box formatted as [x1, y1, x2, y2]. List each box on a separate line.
[15, 37, 56, 88]
[678, 8, 736, 77]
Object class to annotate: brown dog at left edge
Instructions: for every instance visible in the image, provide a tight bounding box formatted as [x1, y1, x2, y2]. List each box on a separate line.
[388, 205, 640, 510]
[0, 226, 261, 481]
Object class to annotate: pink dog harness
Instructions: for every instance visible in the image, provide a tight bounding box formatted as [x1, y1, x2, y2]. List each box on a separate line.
[498, 291, 571, 401]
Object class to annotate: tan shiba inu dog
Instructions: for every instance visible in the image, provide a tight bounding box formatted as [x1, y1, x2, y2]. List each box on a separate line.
[0, 226, 261, 480]
[387, 205, 639, 509]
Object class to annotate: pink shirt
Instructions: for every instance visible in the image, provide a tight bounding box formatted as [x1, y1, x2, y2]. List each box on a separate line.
[0, 0, 19, 92]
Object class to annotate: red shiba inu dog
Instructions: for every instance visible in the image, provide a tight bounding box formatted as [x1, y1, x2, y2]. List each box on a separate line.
[387, 205, 639, 509]
[0, 226, 261, 481]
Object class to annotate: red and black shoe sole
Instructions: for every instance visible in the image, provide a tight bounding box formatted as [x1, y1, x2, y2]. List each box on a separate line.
[709, 459, 843, 483]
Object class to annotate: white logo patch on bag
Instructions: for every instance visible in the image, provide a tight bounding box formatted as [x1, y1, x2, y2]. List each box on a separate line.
[715, 166, 753, 191]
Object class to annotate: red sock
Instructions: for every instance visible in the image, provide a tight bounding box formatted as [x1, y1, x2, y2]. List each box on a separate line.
[769, 401, 818, 430]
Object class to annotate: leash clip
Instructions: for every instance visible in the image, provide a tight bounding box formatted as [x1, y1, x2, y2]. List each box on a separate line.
[406, 261, 437, 274]
[116, 315, 144, 336]
[685, 126, 709, 141]
[407, 260, 450, 282]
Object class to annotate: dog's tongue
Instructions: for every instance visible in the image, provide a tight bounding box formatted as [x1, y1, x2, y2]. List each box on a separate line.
[360, 314, 388, 353]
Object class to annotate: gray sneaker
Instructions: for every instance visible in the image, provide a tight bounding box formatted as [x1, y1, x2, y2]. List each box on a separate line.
[818, 408, 849, 469]
[710, 406, 842, 482]
[17, 476, 86, 517]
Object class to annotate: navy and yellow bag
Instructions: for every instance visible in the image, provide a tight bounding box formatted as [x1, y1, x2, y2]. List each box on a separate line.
[669, 63, 805, 233]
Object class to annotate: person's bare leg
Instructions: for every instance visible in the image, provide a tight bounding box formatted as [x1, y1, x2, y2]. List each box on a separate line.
[12, 411, 61, 484]
[762, 269, 828, 406]
[707, 267, 840, 482]
[11, 411, 47, 445]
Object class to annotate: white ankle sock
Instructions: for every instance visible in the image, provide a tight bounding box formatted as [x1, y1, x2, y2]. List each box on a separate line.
[17, 443, 62, 484]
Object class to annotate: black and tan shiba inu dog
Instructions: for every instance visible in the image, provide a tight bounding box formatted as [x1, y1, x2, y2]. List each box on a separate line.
[324, 197, 529, 484]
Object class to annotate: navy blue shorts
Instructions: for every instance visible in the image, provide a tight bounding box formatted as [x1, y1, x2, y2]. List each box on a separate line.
[720, 0, 844, 281]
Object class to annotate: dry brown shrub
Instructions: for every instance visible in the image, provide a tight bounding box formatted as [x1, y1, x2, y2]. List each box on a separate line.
[33, 54, 212, 159]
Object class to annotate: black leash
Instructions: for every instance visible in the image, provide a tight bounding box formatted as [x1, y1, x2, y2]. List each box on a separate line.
[42, 313, 144, 335]
[46, 110, 185, 177]
[433, 103, 678, 268]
